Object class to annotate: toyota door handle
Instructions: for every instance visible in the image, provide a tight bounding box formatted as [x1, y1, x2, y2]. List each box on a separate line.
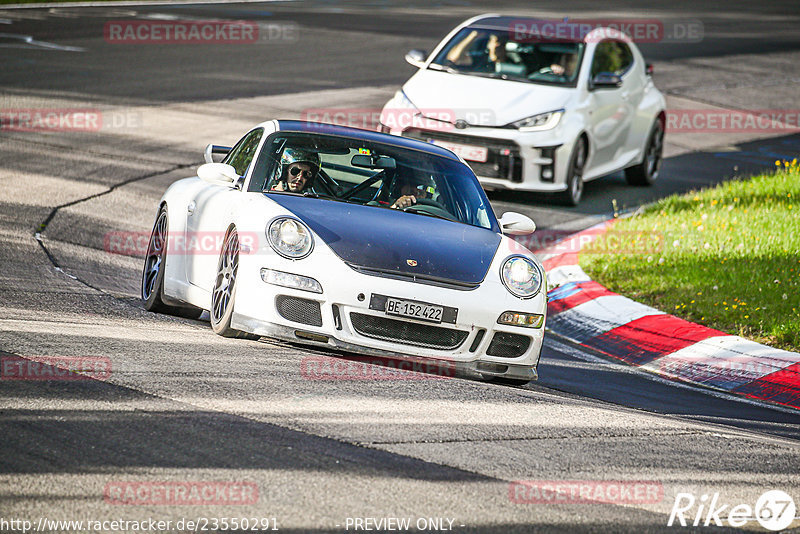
[187, 201, 196, 215]
[621, 92, 630, 101]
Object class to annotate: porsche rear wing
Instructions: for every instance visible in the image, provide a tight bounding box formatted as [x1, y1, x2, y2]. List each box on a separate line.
[204, 144, 232, 163]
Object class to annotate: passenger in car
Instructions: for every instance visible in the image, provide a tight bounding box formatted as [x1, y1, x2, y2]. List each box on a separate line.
[486, 33, 507, 65]
[390, 174, 436, 209]
[446, 31, 508, 72]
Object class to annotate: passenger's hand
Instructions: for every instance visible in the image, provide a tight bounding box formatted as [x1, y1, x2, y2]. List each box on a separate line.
[392, 195, 417, 209]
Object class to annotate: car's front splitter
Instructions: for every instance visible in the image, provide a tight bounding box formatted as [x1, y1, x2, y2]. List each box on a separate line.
[233, 314, 539, 382]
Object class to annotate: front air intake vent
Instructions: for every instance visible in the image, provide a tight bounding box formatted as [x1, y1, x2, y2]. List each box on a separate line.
[486, 332, 530, 358]
[276, 296, 322, 327]
[350, 313, 467, 350]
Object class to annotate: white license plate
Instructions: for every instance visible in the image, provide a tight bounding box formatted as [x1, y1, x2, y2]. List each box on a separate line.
[432, 140, 489, 163]
[386, 298, 443, 323]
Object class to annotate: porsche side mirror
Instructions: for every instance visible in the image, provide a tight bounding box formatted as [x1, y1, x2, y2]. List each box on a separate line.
[499, 212, 536, 235]
[197, 162, 238, 186]
[405, 49, 427, 68]
[590, 72, 623, 90]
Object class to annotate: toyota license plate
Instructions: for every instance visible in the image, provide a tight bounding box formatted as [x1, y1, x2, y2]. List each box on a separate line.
[431, 140, 489, 163]
[386, 298, 443, 323]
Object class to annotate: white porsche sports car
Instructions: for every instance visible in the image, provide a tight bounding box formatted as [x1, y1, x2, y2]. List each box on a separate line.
[142, 121, 547, 383]
[379, 14, 667, 205]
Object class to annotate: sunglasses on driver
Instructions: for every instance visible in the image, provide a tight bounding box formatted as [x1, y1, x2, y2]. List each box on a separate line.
[289, 166, 315, 179]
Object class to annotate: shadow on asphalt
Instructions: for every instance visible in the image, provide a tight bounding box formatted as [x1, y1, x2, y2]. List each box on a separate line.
[0, 351, 489, 480]
[538, 337, 800, 442]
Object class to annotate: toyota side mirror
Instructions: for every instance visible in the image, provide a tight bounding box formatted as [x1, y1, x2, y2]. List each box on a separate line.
[404, 49, 427, 68]
[590, 72, 623, 89]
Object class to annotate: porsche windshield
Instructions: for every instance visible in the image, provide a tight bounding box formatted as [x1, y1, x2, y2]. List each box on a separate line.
[429, 27, 585, 86]
[251, 132, 497, 231]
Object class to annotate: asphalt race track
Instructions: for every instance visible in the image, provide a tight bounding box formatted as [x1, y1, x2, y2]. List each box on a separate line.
[1, 1, 800, 532]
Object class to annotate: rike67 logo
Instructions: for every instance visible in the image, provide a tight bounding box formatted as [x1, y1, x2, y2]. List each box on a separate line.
[668, 490, 797, 531]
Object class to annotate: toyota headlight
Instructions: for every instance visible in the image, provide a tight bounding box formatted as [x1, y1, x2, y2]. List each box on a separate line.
[379, 90, 421, 133]
[267, 218, 313, 259]
[501, 256, 543, 298]
[394, 89, 417, 110]
[510, 109, 563, 132]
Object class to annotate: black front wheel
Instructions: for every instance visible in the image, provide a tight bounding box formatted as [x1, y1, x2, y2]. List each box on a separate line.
[625, 120, 664, 186]
[558, 139, 586, 206]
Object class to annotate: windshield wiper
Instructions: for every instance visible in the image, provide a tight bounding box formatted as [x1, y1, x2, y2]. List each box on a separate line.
[430, 63, 506, 79]
[428, 63, 459, 74]
[267, 190, 335, 200]
[305, 192, 365, 205]
[272, 190, 369, 205]
[464, 71, 505, 79]
[266, 190, 299, 196]
[406, 209, 457, 223]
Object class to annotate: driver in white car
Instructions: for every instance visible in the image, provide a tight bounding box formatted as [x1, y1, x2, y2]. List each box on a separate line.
[550, 52, 579, 76]
[271, 148, 320, 193]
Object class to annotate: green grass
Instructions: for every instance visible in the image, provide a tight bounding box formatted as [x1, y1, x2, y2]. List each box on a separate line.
[579, 160, 800, 351]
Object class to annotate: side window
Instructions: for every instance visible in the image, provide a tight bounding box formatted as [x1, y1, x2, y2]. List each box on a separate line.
[224, 128, 263, 177]
[590, 41, 634, 77]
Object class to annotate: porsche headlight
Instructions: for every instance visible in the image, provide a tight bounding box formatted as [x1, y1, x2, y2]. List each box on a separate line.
[267, 217, 313, 259]
[501, 256, 543, 298]
[510, 109, 563, 132]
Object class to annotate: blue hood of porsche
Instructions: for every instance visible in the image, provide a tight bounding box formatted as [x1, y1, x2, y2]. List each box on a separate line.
[268, 194, 501, 286]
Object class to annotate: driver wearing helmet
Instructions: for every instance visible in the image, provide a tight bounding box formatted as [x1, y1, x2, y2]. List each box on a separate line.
[391, 174, 436, 209]
[271, 148, 320, 193]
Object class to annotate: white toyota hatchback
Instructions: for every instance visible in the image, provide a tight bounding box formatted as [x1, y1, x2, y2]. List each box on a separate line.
[379, 14, 666, 205]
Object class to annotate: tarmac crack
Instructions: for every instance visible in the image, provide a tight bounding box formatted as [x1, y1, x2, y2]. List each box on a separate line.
[33, 163, 194, 296]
